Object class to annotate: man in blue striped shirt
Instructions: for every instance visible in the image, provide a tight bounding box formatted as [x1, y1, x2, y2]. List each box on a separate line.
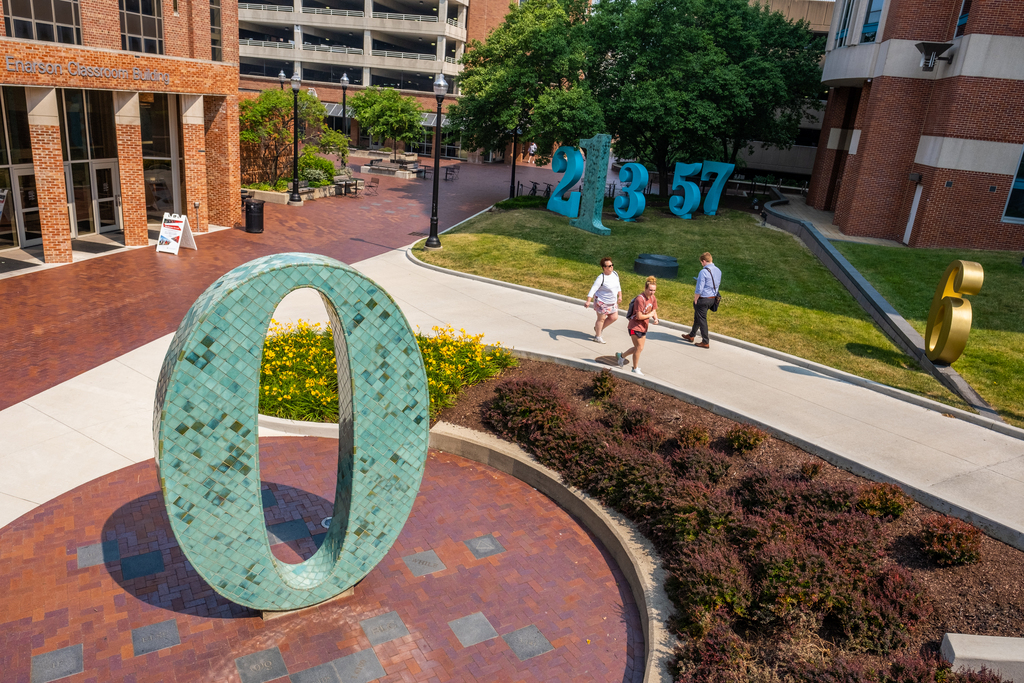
[681, 252, 721, 349]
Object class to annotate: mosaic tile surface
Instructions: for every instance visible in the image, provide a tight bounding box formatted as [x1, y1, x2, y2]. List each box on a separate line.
[153, 253, 429, 610]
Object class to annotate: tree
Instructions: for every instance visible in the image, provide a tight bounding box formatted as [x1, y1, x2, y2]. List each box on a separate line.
[349, 87, 426, 161]
[445, 0, 597, 164]
[585, 0, 823, 194]
[239, 89, 346, 184]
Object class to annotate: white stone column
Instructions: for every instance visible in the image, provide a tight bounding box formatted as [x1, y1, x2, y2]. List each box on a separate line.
[436, 35, 446, 62]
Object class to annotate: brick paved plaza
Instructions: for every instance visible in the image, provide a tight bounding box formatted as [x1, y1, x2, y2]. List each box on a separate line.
[0, 440, 643, 683]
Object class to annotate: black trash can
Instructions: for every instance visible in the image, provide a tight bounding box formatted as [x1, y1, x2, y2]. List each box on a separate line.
[244, 198, 265, 234]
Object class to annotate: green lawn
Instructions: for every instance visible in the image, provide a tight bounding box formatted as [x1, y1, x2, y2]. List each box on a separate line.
[415, 204, 971, 413]
[833, 242, 1024, 427]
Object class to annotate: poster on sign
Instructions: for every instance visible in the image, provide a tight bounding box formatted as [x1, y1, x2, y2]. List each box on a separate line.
[156, 213, 197, 255]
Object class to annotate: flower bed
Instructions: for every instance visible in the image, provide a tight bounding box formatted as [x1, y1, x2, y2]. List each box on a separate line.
[258, 321, 516, 422]
[440, 362, 1016, 683]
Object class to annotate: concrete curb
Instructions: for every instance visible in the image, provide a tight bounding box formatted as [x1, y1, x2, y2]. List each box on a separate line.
[764, 191, 1000, 422]
[403, 247, 1024, 443]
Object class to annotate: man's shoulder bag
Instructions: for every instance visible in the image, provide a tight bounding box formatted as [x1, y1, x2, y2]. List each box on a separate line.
[704, 267, 722, 312]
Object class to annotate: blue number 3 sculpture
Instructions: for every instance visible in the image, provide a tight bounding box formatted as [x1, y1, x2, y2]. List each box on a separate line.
[153, 253, 429, 611]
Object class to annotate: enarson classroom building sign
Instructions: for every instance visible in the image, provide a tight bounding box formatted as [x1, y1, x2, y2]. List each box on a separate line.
[4, 56, 171, 84]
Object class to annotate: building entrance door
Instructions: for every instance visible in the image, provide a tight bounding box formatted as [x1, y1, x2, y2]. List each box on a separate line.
[11, 167, 42, 248]
[92, 162, 121, 234]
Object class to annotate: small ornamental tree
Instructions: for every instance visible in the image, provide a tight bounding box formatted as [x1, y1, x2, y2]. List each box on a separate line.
[239, 89, 347, 185]
[349, 87, 426, 161]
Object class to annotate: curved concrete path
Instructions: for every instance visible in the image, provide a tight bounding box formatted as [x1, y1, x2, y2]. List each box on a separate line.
[2, 242, 1024, 556]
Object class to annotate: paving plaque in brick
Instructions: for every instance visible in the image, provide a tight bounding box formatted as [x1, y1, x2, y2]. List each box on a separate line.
[290, 661, 341, 683]
[261, 488, 278, 508]
[131, 619, 180, 656]
[360, 610, 410, 646]
[503, 625, 554, 661]
[235, 647, 289, 683]
[120, 550, 165, 580]
[448, 612, 499, 648]
[31, 644, 83, 683]
[76, 540, 119, 569]
[464, 534, 506, 560]
[402, 549, 445, 577]
[266, 519, 310, 545]
[332, 649, 386, 683]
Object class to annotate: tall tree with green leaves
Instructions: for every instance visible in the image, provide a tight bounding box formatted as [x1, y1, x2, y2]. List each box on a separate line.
[349, 87, 426, 161]
[239, 89, 339, 184]
[586, 0, 823, 194]
[445, 0, 600, 165]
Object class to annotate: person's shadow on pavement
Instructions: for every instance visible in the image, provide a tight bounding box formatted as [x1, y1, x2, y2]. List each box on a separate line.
[540, 328, 595, 342]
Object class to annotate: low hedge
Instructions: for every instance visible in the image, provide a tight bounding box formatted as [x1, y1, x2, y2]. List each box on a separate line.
[483, 376, 1001, 682]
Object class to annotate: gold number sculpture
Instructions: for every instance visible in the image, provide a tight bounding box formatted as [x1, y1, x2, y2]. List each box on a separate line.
[924, 260, 984, 364]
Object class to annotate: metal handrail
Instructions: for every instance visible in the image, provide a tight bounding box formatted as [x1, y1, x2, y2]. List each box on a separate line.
[304, 44, 364, 53]
[444, 56, 456, 64]
[371, 11, 437, 21]
[446, 17, 460, 26]
[240, 38, 295, 48]
[302, 6, 363, 15]
[371, 49, 436, 60]
[239, 2, 293, 10]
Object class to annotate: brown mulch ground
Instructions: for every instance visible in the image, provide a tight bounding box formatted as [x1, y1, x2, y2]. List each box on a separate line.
[436, 359, 1024, 662]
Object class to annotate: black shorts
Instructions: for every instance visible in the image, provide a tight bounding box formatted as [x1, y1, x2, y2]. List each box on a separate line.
[629, 329, 646, 338]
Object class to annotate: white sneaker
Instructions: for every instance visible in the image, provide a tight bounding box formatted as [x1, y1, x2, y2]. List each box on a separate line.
[616, 352, 626, 367]
[632, 367, 644, 377]
[594, 335, 606, 344]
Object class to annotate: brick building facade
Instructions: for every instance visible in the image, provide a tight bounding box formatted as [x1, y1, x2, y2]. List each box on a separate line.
[807, 0, 1024, 250]
[0, 0, 240, 263]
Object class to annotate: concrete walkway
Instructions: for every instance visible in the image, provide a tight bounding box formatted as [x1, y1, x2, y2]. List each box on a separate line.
[2, 242, 1024, 555]
[772, 194, 903, 247]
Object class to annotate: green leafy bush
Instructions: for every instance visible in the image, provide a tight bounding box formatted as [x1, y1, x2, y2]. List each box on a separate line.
[591, 369, 615, 401]
[726, 425, 769, 454]
[920, 515, 982, 566]
[299, 148, 337, 187]
[678, 425, 711, 449]
[857, 482, 914, 519]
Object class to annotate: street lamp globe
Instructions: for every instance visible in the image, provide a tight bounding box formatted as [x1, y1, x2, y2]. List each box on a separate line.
[340, 72, 349, 87]
[433, 73, 448, 98]
[278, 70, 287, 89]
[291, 71, 301, 92]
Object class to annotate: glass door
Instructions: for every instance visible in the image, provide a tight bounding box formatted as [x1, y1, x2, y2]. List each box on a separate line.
[92, 162, 120, 233]
[11, 167, 41, 247]
[66, 162, 95, 237]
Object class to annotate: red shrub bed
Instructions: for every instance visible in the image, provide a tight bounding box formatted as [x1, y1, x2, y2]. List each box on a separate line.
[482, 376, 1005, 682]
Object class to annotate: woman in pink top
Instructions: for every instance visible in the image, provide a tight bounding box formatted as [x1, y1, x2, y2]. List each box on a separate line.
[616, 276, 659, 377]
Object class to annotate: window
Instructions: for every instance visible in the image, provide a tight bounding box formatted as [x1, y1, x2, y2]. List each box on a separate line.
[120, 0, 163, 54]
[954, 0, 971, 37]
[834, 0, 856, 48]
[861, 0, 884, 43]
[1003, 147, 1024, 223]
[210, 0, 222, 61]
[2, 0, 82, 44]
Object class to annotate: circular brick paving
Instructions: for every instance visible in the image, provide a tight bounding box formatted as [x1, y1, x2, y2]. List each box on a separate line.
[0, 437, 644, 683]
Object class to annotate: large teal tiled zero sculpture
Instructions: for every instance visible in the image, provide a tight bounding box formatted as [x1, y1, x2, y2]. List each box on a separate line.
[153, 253, 429, 611]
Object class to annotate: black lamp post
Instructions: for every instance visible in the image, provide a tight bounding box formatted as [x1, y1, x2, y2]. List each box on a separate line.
[508, 126, 518, 200]
[278, 70, 286, 90]
[425, 73, 447, 251]
[340, 72, 349, 137]
[289, 70, 302, 205]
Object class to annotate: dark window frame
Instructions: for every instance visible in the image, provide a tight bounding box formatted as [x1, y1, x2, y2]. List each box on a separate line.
[2, 0, 82, 44]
